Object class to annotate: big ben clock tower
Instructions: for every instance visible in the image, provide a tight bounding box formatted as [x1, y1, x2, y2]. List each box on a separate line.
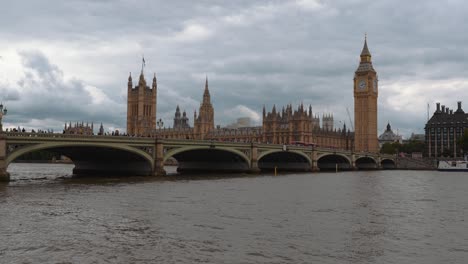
[354, 36, 379, 153]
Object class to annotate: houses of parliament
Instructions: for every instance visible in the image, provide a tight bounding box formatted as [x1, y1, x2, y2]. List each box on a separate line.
[126, 37, 379, 152]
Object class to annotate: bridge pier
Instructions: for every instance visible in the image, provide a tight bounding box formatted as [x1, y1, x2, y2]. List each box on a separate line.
[377, 156, 382, 169]
[249, 144, 261, 173]
[0, 134, 9, 182]
[351, 154, 358, 170]
[153, 139, 166, 177]
[311, 150, 319, 172]
[0, 165, 9, 182]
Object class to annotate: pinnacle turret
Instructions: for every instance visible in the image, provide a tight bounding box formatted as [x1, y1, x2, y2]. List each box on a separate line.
[152, 73, 157, 89]
[128, 72, 133, 89]
[138, 71, 146, 87]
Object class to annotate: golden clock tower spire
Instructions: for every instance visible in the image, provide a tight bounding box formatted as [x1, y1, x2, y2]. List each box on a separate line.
[354, 36, 379, 153]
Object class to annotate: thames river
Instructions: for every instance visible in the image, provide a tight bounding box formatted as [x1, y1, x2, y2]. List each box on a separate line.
[1, 164, 467, 264]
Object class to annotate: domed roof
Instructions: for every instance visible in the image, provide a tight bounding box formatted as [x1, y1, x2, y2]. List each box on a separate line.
[379, 123, 401, 141]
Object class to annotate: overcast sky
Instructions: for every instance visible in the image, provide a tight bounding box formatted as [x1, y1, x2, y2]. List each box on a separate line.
[1, 0, 467, 137]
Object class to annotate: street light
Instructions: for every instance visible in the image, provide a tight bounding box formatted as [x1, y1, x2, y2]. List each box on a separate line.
[0, 103, 7, 132]
[157, 118, 164, 129]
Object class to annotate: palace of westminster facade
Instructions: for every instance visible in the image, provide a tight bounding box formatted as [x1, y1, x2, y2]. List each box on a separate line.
[126, 38, 379, 152]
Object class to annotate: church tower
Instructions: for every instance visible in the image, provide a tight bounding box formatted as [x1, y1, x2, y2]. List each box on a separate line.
[126, 66, 157, 136]
[194, 76, 214, 139]
[354, 36, 379, 152]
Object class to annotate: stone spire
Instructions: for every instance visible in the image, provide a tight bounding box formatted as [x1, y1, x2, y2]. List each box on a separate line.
[203, 75, 211, 104]
[360, 34, 371, 58]
[356, 34, 375, 72]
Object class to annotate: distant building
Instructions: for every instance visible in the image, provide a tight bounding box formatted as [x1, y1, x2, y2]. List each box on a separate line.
[425, 101, 468, 158]
[173, 105, 190, 130]
[63, 122, 94, 135]
[378, 122, 402, 147]
[405, 133, 425, 143]
[322, 114, 334, 131]
[98, 123, 105, 135]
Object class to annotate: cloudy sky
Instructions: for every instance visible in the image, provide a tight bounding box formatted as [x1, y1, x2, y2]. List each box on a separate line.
[0, 0, 467, 137]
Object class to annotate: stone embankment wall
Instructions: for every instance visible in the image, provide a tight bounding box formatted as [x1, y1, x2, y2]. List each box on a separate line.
[396, 157, 436, 170]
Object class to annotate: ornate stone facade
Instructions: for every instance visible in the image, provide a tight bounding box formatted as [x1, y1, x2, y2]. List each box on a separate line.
[126, 71, 157, 136]
[126, 38, 381, 152]
[261, 104, 352, 148]
[354, 36, 379, 152]
[126, 73, 352, 148]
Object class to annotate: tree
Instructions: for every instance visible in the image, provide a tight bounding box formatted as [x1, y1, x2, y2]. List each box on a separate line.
[380, 142, 398, 154]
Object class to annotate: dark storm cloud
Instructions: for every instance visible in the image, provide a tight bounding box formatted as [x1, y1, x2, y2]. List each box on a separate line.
[3, 50, 124, 130]
[1, 0, 468, 136]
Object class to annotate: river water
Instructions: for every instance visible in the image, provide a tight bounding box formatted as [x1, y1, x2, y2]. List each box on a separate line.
[1, 163, 468, 264]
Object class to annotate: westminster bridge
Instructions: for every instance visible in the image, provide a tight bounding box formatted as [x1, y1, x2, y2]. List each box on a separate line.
[0, 132, 396, 182]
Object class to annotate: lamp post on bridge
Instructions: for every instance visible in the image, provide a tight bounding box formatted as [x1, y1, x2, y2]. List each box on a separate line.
[157, 118, 164, 129]
[156, 118, 164, 138]
[0, 103, 7, 132]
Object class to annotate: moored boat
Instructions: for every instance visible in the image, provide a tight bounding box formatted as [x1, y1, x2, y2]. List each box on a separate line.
[438, 160, 468, 171]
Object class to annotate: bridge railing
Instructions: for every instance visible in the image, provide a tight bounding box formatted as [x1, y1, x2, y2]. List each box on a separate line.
[3, 132, 152, 141]
[2, 132, 385, 158]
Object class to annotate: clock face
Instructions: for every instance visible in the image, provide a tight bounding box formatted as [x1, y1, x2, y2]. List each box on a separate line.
[373, 79, 378, 92]
[358, 80, 366, 90]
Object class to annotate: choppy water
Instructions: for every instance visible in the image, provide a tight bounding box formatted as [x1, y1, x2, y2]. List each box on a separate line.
[1, 163, 468, 263]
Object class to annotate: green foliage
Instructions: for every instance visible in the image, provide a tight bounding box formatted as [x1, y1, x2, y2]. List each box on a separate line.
[16, 150, 58, 161]
[400, 140, 426, 153]
[380, 140, 426, 155]
[380, 142, 398, 154]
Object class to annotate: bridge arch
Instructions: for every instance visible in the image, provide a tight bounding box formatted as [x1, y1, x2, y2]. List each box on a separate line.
[6, 142, 154, 176]
[355, 156, 378, 170]
[317, 153, 352, 171]
[164, 146, 251, 173]
[381, 158, 396, 169]
[258, 150, 311, 172]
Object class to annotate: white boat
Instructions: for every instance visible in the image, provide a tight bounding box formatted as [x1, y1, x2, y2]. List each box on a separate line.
[438, 160, 468, 171]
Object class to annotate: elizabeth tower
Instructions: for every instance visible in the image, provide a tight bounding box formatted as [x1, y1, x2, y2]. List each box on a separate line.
[354, 36, 378, 152]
